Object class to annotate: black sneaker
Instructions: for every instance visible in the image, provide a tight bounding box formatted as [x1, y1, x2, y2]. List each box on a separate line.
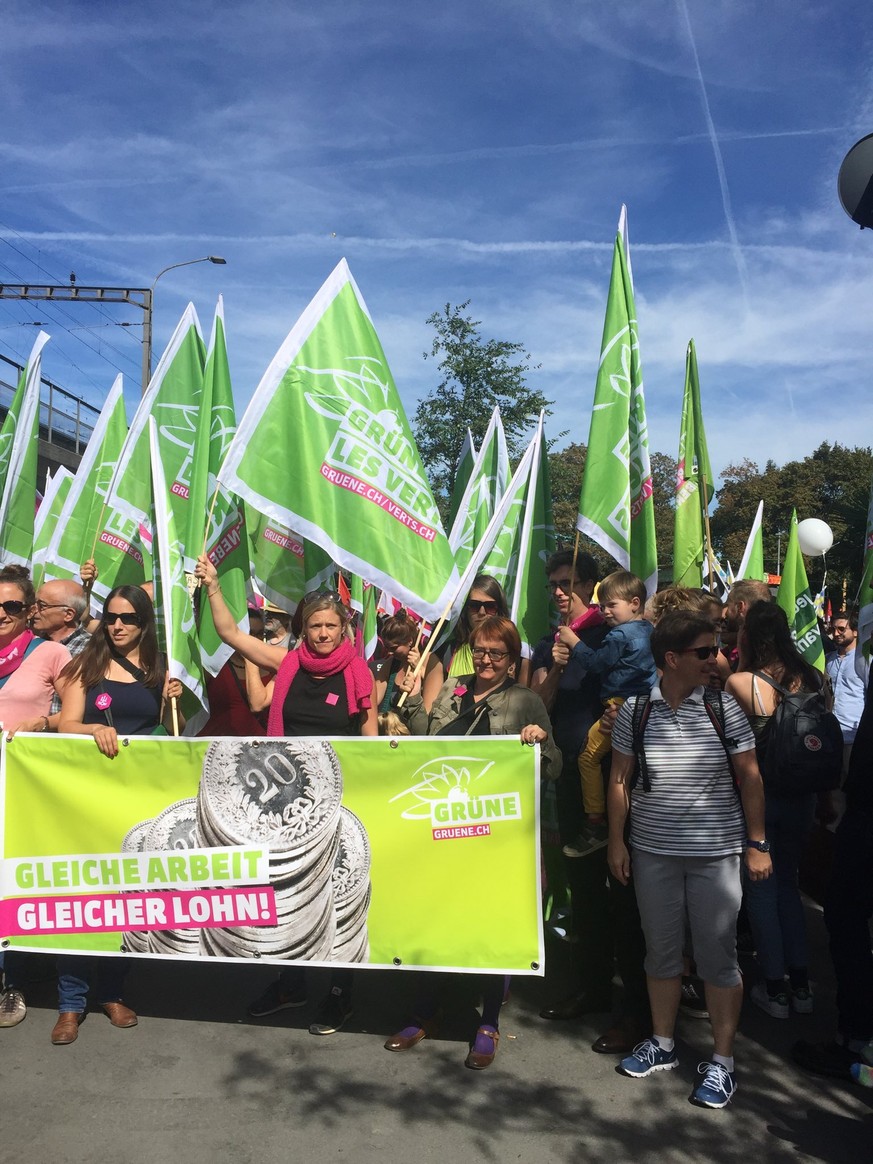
[679, 977, 710, 1019]
[791, 1040, 857, 1080]
[309, 987, 352, 1035]
[562, 822, 609, 859]
[247, 979, 308, 1018]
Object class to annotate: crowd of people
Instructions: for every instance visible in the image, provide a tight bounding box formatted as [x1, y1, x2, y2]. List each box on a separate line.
[0, 550, 869, 1106]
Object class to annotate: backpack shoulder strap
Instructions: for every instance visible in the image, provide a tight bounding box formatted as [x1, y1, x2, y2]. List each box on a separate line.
[752, 670, 790, 697]
[702, 686, 740, 790]
[629, 693, 653, 792]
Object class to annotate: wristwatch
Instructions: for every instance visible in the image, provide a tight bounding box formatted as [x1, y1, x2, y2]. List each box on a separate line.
[746, 839, 771, 853]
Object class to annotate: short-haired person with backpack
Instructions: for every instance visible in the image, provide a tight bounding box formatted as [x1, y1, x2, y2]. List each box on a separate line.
[607, 611, 772, 1109]
[725, 601, 842, 1020]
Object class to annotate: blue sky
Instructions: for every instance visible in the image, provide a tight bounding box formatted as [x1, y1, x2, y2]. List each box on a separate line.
[1, 0, 872, 482]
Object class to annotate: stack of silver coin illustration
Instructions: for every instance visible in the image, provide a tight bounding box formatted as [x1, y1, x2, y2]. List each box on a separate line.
[119, 818, 152, 953]
[195, 738, 353, 961]
[331, 807, 371, 962]
[144, 798, 201, 956]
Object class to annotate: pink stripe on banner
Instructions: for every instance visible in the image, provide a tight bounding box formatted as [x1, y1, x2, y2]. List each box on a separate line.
[0, 886, 277, 936]
[319, 463, 437, 542]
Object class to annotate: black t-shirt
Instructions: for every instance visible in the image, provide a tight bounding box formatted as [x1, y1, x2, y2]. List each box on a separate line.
[282, 669, 360, 736]
[844, 679, 873, 814]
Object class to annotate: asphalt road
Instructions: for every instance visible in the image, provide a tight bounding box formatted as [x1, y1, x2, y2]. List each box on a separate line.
[2, 900, 871, 1164]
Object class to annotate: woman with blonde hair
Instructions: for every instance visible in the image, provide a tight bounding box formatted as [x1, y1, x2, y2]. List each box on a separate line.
[195, 554, 376, 1035]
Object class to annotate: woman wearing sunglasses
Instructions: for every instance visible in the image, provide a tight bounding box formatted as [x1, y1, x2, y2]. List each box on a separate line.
[0, 566, 73, 1034]
[443, 574, 517, 676]
[725, 600, 825, 1021]
[58, 586, 180, 757]
[0, 565, 72, 736]
[195, 554, 377, 1035]
[389, 615, 560, 1069]
[49, 585, 181, 1046]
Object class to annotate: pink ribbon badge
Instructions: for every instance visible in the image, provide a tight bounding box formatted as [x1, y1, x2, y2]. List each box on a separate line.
[95, 693, 112, 711]
[453, 685, 467, 697]
[325, 692, 339, 706]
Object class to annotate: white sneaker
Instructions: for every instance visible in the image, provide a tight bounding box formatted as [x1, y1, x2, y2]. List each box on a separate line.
[790, 986, 814, 1014]
[750, 981, 789, 1019]
[0, 989, 26, 1028]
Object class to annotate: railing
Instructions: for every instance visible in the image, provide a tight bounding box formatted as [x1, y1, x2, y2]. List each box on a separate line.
[0, 351, 100, 456]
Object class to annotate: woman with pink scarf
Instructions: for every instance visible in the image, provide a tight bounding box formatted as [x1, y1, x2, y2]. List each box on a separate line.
[195, 554, 376, 1035]
[0, 565, 71, 1033]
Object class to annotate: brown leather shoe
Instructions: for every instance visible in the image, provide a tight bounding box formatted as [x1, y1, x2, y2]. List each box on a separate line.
[591, 1022, 649, 1055]
[101, 1001, 138, 1028]
[384, 1025, 427, 1052]
[51, 1012, 82, 1045]
[464, 1027, 499, 1070]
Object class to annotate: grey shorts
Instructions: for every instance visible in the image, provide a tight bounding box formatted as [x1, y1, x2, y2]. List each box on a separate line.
[631, 849, 743, 988]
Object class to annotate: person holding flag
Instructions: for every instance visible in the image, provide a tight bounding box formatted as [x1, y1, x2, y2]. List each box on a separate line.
[195, 552, 376, 1034]
[370, 611, 442, 715]
[52, 584, 182, 1044]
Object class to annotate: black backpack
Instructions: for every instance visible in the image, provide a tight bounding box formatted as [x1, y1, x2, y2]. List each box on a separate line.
[752, 672, 843, 796]
[628, 687, 739, 792]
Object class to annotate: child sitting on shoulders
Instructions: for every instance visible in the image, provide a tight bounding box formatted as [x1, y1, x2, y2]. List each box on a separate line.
[557, 570, 656, 858]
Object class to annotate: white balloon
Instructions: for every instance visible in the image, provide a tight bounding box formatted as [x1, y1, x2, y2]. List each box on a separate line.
[796, 517, 834, 556]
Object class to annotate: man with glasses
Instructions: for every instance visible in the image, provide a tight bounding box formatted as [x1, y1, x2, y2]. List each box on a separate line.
[827, 611, 867, 777]
[608, 611, 770, 1108]
[31, 580, 91, 715]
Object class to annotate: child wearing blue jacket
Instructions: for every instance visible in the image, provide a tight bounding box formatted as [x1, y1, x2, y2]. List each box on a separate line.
[557, 570, 656, 858]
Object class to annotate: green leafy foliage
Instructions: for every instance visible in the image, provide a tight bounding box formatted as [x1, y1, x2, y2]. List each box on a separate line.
[710, 442, 873, 597]
[414, 302, 553, 513]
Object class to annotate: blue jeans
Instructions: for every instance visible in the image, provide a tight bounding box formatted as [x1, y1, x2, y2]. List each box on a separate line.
[743, 793, 816, 979]
[57, 956, 128, 1014]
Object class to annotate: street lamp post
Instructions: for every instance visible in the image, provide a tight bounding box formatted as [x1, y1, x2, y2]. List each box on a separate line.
[141, 256, 226, 393]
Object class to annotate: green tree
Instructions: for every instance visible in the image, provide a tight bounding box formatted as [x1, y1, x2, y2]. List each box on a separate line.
[548, 442, 675, 580]
[710, 443, 873, 601]
[414, 302, 552, 513]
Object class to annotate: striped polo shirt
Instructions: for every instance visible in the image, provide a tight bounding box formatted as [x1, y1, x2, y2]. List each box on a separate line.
[612, 684, 755, 857]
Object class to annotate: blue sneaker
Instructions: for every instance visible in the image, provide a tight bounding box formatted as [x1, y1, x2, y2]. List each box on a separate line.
[690, 1061, 737, 1108]
[618, 1038, 679, 1077]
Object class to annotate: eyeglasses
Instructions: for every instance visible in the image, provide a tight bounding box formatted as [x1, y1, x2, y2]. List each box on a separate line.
[302, 589, 344, 607]
[547, 579, 575, 593]
[103, 612, 142, 627]
[471, 646, 509, 662]
[675, 645, 719, 660]
[466, 599, 498, 615]
[35, 600, 71, 612]
[0, 600, 26, 617]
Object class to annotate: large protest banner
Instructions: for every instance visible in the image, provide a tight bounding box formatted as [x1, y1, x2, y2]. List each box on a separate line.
[0, 735, 542, 975]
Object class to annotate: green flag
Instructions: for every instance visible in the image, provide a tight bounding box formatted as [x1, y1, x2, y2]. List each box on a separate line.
[776, 509, 824, 671]
[461, 425, 540, 609]
[0, 331, 49, 498]
[350, 574, 378, 659]
[46, 375, 149, 605]
[183, 298, 250, 675]
[737, 500, 766, 582]
[673, 339, 714, 588]
[0, 331, 50, 567]
[447, 427, 476, 529]
[246, 504, 334, 612]
[111, 304, 205, 537]
[507, 414, 556, 658]
[149, 419, 207, 716]
[219, 259, 459, 622]
[448, 406, 509, 576]
[32, 467, 74, 588]
[576, 208, 657, 594]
